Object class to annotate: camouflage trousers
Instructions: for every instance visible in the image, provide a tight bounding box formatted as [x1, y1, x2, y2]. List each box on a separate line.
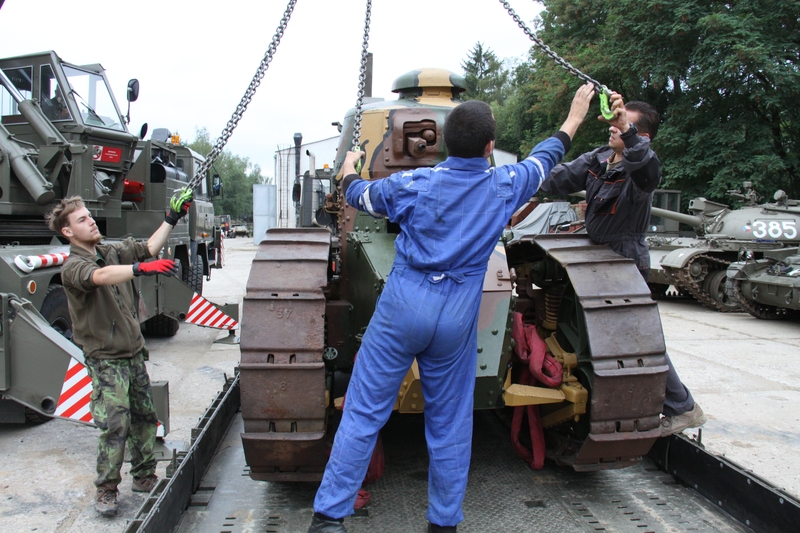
[85, 351, 157, 488]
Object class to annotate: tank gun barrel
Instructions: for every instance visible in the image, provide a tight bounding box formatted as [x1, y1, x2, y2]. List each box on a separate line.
[650, 206, 704, 228]
[568, 190, 704, 228]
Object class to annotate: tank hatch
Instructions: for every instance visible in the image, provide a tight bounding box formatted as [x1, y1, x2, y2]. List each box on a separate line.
[391, 68, 466, 100]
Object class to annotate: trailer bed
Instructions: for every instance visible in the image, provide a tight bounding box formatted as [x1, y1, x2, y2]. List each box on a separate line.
[175, 411, 745, 533]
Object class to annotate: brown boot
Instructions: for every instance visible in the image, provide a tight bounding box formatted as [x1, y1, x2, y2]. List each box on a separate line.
[95, 485, 119, 516]
[132, 474, 159, 493]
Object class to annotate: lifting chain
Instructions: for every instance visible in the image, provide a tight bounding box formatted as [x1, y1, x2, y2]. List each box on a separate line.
[498, 0, 614, 119]
[186, 0, 298, 191]
[351, 0, 372, 172]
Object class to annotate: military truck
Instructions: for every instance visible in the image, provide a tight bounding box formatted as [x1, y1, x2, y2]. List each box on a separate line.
[0, 50, 230, 425]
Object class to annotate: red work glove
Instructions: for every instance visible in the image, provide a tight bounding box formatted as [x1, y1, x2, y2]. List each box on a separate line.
[132, 259, 179, 277]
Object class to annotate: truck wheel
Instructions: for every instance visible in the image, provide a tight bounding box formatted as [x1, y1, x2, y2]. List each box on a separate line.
[40, 284, 73, 342]
[182, 255, 204, 294]
[143, 314, 180, 337]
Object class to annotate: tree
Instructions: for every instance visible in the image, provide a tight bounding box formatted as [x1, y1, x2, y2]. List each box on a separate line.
[504, 0, 800, 202]
[461, 43, 511, 104]
[188, 128, 264, 220]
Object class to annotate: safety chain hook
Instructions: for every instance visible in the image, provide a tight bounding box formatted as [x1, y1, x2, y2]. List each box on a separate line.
[498, 0, 614, 120]
[187, 0, 298, 191]
[351, 0, 372, 173]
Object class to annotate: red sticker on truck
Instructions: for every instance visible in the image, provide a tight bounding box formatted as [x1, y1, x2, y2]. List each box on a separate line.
[92, 145, 123, 163]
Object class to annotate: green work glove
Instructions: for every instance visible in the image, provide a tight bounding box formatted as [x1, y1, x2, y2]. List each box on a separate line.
[166, 187, 194, 226]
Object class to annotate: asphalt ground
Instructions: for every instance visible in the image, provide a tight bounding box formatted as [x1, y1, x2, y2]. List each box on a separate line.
[0, 235, 798, 533]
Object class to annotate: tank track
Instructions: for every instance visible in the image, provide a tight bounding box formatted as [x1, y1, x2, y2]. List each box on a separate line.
[510, 235, 668, 471]
[666, 254, 741, 312]
[239, 228, 332, 481]
[725, 275, 800, 320]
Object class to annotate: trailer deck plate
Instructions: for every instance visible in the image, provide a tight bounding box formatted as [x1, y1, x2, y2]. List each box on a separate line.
[176, 411, 747, 533]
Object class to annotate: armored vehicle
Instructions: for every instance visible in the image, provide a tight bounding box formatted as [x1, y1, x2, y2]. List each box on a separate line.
[239, 68, 669, 480]
[726, 242, 800, 319]
[0, 51, 230, 425]
[646, 183, 800, 311]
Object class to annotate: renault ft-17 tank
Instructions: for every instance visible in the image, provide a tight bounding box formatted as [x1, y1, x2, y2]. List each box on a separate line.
[647, 183, 800, 311]
[240, 69, 669, 480]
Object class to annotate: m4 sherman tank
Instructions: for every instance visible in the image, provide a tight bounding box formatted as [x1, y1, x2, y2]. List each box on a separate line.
[726, 244, 800, 320]
[240, 68, 670, 481]
[647, 183, 800, 311]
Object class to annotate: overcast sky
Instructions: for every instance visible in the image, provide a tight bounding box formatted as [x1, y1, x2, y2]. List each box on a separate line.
[1, 0, 543, 176]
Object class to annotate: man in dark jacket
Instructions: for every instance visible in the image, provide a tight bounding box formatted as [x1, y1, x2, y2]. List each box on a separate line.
[47, 193, 191, 516]
[539, 90, 707, 437]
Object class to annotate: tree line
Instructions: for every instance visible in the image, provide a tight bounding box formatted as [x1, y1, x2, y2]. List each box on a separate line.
[187, 128, 267, 221]
[462, 0, 799, 205]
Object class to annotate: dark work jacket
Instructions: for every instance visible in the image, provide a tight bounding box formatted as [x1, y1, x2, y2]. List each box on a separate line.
[62, 238, 152, 360]
[538, 133, 661, 274]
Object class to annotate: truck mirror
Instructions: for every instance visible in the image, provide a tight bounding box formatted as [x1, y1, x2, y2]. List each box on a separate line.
[292, 183, 301, 203]
[139, 123, 148, 140]
[127, 79, 140, 102]
[212, 174, 222, 197]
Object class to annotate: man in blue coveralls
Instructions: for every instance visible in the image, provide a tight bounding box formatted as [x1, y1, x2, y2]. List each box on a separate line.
[307, 83, 596, 533]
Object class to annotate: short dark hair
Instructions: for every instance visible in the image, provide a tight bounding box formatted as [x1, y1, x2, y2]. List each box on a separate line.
[46, 196, 84, 234]
[625, 101, 660, 140]
[443, 100, 496, 158]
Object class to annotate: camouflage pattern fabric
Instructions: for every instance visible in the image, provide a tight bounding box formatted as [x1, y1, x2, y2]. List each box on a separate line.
[85, 351, 157, 488]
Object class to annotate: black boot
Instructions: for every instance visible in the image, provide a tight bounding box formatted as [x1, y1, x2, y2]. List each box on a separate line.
[307, 512, 347, 533]
[428, 523, 457, 533]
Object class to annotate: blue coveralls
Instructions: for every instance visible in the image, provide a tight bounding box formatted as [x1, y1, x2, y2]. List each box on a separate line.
[313, 136, 567, 526]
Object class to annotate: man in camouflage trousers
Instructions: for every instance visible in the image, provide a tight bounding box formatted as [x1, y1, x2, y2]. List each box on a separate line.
[47, 192, 192, 516]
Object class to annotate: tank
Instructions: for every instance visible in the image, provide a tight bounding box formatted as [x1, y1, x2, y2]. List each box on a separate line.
[725, 245, 800, 319]
[239, 68, 670, 480]
[646, 183, 800, 311]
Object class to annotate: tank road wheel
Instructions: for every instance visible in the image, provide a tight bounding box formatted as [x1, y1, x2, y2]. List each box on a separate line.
[239, 228, 332, 481]
[507, 234, 668, 471]
[703, 269, 741, 312]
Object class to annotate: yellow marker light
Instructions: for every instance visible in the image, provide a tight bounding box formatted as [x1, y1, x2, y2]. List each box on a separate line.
[27, 280, 36, 294]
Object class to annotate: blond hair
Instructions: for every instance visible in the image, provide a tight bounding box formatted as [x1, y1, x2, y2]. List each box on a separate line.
[46, 196, 85, 234]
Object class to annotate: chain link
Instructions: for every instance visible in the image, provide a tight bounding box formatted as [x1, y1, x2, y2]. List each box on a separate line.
[351, 0, 372, 151]
[187, 0, 298, 190]
[498, 0, 604, 93]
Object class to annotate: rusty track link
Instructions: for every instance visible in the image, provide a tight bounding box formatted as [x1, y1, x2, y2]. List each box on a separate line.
[511, 235, 669, 471]
[240, 228, 332, 481]
[666, 254, 741, 312]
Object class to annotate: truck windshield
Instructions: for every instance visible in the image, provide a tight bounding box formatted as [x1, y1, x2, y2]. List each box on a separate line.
[63, 64, 124, 131]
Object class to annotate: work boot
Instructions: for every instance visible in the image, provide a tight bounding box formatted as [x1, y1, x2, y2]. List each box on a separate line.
[428, 523, 457, 532]
[132, 474, 159, 493]
[661, 403, 708, 437]
[307, 512, 347, 533]
[95, 485, 119, 517]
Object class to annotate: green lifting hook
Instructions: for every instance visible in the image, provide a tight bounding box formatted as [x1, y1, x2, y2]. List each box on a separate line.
[598, 86, 615, 121]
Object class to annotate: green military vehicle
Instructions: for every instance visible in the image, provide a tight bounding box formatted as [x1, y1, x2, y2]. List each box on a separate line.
[0, 51, 230, 426]
[646, 182, 800, 311]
